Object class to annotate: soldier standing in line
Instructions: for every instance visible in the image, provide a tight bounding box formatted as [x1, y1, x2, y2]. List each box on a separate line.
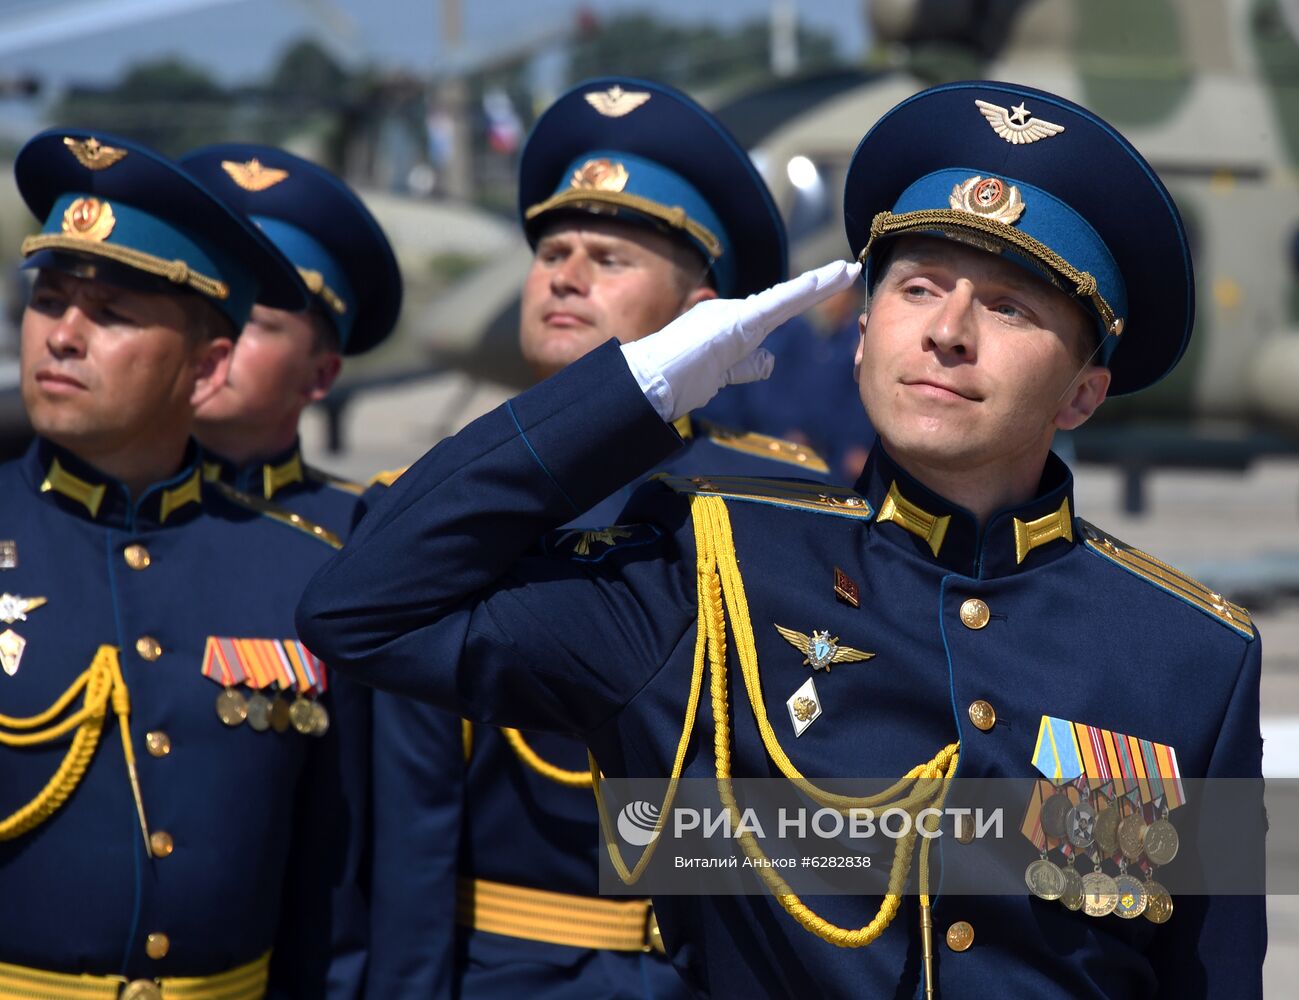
[179, 144, 404, 540]
[365, 78, 833, 999]
[0, 130, 368, 999]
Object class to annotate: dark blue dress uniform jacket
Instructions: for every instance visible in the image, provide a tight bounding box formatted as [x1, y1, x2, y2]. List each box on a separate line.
[366, 415, 830, 999]
[299, 342, 1265, 999]
[202, 440, 365, 542]
[0, 440, 368, 998]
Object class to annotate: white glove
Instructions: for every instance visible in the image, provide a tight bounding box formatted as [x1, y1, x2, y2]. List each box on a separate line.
[621, 260, 862, 423]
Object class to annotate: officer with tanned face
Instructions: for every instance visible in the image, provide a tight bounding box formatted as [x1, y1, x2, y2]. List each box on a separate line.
[0, 130, 368, 999]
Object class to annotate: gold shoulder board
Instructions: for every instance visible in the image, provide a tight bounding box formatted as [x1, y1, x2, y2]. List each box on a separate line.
[304, 466, 365, 496]
[696, 419, 830, 475]
[368, 466, 409, 488]
[1078, 520, 1254, 639]
[211, 481, 342, 550]
[657, 474, 873, 519]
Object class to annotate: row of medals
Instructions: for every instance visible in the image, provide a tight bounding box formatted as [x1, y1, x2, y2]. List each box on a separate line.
[1024, 788, 1176, 924]
[215, 687, 330, 736]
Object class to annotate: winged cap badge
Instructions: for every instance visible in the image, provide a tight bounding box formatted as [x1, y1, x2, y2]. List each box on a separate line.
[64, 137, 129, 171]
[221, 159, 290, 192]
[584, 85, 652, 118]
[975, 99, 1065, 145]
[774, 624, 874, 672]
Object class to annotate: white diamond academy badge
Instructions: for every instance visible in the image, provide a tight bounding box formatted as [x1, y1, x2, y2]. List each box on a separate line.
[0, 593, 47, 676]
[787, 676, 823, 737]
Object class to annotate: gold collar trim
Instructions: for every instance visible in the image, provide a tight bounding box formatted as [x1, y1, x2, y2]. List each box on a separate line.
[672, 414, 694, 439]
[40, 457, 107, 518]
[158, 469, 202, 523]
[263, 451, 305, 500]
[1012, 496, 1073, 565]
[875, 481, 951, 557]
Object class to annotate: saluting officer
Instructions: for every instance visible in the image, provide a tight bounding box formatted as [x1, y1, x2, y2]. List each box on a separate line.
[364, 77, 830, 999]
[300, 81, 1264, 998]
[178, 143, 404, 539]
[0, 130, 367, 999]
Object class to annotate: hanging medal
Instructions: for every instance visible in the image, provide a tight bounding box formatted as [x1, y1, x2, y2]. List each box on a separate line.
[202, 637, 249, 726]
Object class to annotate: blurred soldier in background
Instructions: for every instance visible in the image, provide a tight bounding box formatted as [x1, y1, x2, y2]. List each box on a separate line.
[0, 129, 367, 999]
[180, 144, 403, 540]
[365, 77, 829, 999]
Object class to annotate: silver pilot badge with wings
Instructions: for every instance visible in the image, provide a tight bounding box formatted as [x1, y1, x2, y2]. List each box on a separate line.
[774, 624, 874, 672]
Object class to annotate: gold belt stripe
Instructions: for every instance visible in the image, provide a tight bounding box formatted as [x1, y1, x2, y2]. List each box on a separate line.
[0, 951, 269, 1000]
[456, 878, 657, 952]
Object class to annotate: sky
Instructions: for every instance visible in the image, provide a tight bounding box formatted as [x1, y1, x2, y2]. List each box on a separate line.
[0, 0, 870, 91]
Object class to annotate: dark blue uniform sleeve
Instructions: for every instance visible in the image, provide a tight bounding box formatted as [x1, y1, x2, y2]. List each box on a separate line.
[366, 693, 464, 998]
[266, 672, 372, 999]
[296, 342, 694, 734]
[1147, 635, 1266, 998]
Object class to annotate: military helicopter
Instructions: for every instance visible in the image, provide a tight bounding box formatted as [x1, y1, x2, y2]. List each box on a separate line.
[754, 0, 1299, 510]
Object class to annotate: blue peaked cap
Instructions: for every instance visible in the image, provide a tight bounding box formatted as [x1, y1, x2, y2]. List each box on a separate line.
[15, 129, 305, 330]
[844, 81, 1193, 396]
[519, 77, 786, 298]
[181, 143, 403, 355]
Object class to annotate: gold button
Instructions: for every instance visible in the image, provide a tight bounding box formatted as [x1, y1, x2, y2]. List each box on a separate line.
[959, 598, 990, 630]
[145, 731, 171, 757]
[136, 636, 162, 661]
[121, 981, 163, 1000]
[123, 544, 151, 570]
[945, 920, 974, 952]
[968, 700, 997, 732]
[145, 932, 170, 960]
[150, 830, 174, 858]
[955, 815, 976, 844]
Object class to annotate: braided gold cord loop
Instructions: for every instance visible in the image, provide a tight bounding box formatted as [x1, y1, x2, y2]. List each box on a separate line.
[692, 494, 960, 948]
[501, 727, 593, 788]
[860, 209, 1117, 332]
[0, 646, 119, 840]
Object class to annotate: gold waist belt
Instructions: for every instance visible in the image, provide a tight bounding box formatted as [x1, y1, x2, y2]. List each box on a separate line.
[0, 950, 270, 1000]
[457, 877, 664, 954]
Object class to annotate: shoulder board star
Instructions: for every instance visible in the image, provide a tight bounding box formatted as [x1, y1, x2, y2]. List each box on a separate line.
[974, 99, 1065, 145]
[1078, 520, 1254, 638]
[210, 481, 342, 549]
[659, 474, 874, 519]
[774, 624, 874, 672]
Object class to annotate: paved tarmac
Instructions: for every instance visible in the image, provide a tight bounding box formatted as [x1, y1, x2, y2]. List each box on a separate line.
[302, 370, 1299, 996]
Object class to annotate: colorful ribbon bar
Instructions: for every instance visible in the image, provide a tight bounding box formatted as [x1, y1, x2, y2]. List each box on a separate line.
[1032, 714, 1183, 810]
[201, 638, 328, 694]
